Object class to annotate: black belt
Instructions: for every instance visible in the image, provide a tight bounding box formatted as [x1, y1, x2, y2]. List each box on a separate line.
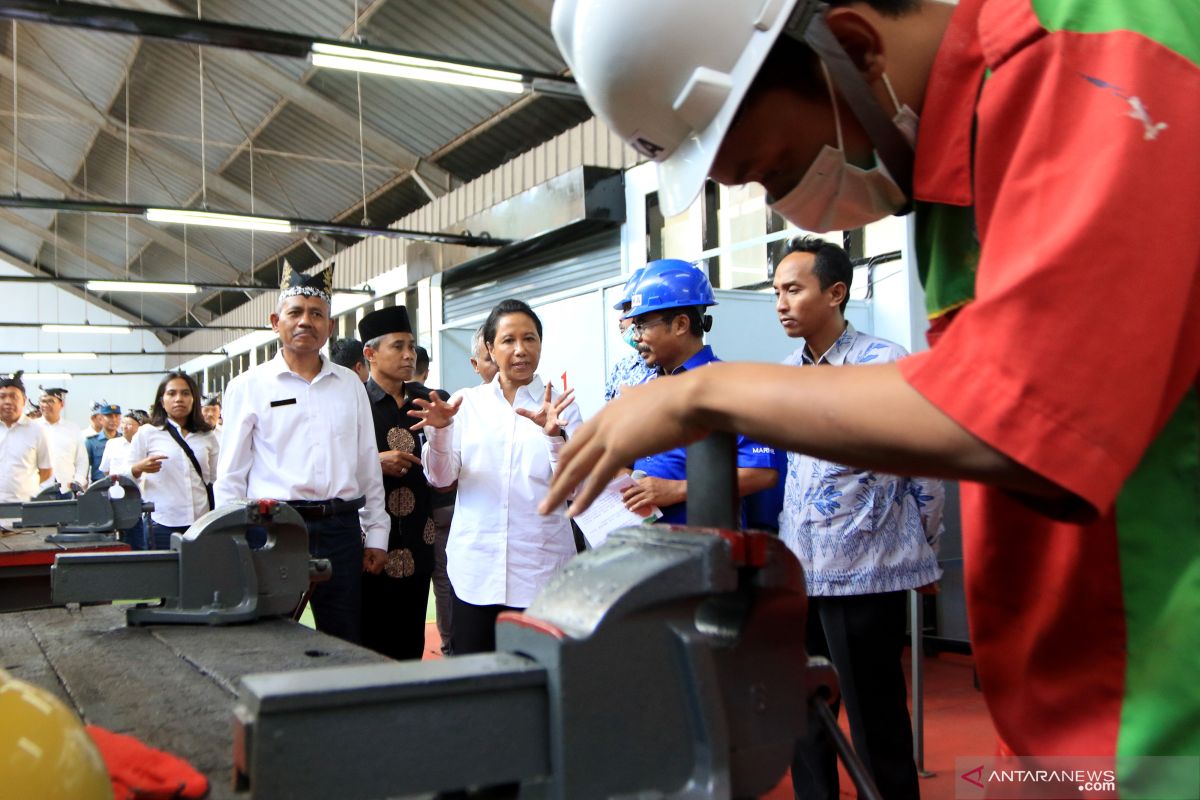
[286, 496, 366, 519]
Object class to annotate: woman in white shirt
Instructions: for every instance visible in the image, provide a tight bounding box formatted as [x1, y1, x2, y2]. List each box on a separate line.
[130, 372, 219, 550]
[414, 299, 582, 654]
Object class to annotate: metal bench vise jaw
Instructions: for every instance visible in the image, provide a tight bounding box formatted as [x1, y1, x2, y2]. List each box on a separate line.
[50, 499, 330, 625]
[0, 474, 151, 543]
[232, 525, 839, 799]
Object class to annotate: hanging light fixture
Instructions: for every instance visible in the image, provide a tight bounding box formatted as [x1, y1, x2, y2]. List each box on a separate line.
[42, 324, 132, 335]
[86, 280, 198, 295]
[145, 208, 294, 233]
[23, 352, 99, 360]
[310, 43, 525, 93]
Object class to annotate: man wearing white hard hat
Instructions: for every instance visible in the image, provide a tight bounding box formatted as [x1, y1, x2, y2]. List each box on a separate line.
[548, 0, 1200, 791]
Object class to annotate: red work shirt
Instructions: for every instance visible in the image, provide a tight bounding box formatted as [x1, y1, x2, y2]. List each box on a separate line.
[898, 0, 1200, 767]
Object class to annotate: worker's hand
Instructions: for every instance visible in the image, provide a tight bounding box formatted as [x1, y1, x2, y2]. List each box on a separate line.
[621, 476, 686, 517]
[539, 375, 709, 517]
[133, 454, 168, 478]
[408, 393, 462, 431]
[515, 384, 575, 437]
[362, 547, 387, 574]
[380, 450, 421, 478]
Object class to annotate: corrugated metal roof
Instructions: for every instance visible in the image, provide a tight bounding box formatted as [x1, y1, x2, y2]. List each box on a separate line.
[0, 0, 591, 334]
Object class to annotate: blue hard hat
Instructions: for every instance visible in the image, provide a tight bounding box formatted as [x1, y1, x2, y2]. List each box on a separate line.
[613, 267, 647, 310]
[624, 259, 717, 319]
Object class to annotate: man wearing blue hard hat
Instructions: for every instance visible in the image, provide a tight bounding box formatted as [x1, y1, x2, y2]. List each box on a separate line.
[619, 259, 777, 524]
[84, 402, 122, 483]
[603, 267, 657, 403]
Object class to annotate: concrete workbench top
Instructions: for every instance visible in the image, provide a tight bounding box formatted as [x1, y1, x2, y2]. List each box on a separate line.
[0, 604, 389, 799]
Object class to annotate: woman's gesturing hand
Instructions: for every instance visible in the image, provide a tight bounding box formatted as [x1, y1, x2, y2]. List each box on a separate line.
[408, 393, 462, 431]
[516, 384, 575, 437]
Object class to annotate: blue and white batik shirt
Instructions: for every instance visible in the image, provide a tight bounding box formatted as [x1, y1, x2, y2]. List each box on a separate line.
[604, 352, 657, 402]
[780, 324, 944, 596]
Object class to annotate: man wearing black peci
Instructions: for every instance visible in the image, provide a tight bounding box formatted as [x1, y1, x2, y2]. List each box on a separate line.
[358, 306, 447, 660]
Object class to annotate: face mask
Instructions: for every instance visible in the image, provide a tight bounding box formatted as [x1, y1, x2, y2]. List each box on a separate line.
[770, 66, 917, 233]
[621, 323, 639, 350]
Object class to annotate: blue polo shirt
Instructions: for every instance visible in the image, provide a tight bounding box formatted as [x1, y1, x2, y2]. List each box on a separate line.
[632, 345, 776, 525]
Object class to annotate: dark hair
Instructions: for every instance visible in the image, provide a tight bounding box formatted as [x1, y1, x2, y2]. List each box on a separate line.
[329, 337, 367, 371]
[670, 306, 713, 338]
[483, 299, 543, 346]
[783, 235, 854, 312]
[126, 409, 150, 425]
[150, 371, 212, 433]
[201, 393, 221, 408]
[415, 345, 430, 375]
[750, 0, 920, 102]
[0, 370, 25, 395]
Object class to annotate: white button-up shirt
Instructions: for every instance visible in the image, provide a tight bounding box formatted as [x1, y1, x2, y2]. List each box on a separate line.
[129, 422, 219, 527]
[37, 417, 89, 488]
[99, 436, 138, 482]
[423, 376, 583, 607]
[0, 415, 52, 502]
[215, 352, 389, 550]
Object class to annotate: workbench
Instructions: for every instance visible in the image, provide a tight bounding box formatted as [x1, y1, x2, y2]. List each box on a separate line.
[0, 604, 389, 799]
[0, 526, 128, 612]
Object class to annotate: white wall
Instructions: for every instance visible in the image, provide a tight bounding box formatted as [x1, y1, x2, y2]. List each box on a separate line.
[0, 259, 168, 427]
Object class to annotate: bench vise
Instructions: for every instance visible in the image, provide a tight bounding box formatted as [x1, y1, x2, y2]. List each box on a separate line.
[233, 525, 838, 799]
[51, 499, 330, 625]
[0, 474, 151, 542]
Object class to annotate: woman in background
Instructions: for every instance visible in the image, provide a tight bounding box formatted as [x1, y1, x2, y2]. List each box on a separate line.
[130, 372, 218, 550]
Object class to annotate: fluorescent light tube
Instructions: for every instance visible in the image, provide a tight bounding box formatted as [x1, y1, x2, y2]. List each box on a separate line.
[145, 208, 293, 233]
[87, 280, 198, 295]
[23, 352, 98, 360]
[311, 44, 524, 93]
[42, 324, 132, 335]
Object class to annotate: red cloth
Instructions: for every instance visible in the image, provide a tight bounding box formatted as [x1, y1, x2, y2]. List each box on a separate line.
[86, 725, 209, 800]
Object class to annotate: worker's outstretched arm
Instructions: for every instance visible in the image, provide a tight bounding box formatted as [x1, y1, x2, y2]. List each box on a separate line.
[541, 361, 1063, 516]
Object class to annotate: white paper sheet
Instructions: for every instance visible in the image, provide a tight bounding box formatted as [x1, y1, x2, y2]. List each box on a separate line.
[571, 473, 661, 549]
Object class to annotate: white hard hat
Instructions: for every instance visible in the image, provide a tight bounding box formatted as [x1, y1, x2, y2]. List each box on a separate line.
[552, 0, 804, 216]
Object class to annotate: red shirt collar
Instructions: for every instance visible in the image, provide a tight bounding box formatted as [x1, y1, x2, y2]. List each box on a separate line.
[913, 0, 987, 207]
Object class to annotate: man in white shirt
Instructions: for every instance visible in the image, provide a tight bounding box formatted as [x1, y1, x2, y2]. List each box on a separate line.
[216, 263, 388, 645]
[100, 409, 149, 549]
[36, 387, 89, 494]
[200, 394, 223, 438]
[81, 401, 105, 440]
[0, 372, 52, 503]
[99, 409, 147, 480]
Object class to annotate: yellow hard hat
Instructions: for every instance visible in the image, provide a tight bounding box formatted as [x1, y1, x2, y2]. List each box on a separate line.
[0, 668, 113, 800]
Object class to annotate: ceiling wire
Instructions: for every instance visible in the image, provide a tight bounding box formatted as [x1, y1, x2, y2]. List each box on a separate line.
[354, 0, 369, 225]
[197, 0, 207, 209]
[124, 60, 130, 278]
[11, 21, 17, 196]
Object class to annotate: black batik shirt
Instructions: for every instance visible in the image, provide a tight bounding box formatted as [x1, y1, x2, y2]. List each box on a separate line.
[364, 378, 447, 581]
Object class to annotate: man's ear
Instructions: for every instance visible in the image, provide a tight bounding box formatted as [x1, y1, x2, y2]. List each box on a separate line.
[828, 281, 849, 309]
[825, 7, 887, 81]
[269, 313, 281, 332]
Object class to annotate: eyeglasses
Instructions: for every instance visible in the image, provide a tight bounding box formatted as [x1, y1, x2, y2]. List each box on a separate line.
[631, 317, 668, 339]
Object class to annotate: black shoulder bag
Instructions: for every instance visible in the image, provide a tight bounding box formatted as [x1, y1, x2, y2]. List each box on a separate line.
[164, 424, 216, 511]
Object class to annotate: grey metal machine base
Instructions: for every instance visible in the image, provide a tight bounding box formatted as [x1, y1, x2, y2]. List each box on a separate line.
[51, 499, 330, 625]
[234, 524, 839, 799]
